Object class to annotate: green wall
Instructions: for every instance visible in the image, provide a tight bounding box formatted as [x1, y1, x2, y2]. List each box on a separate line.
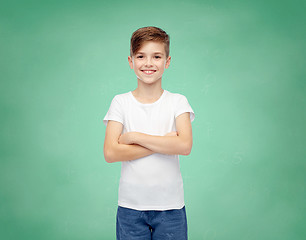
[1, 0, 305, 239]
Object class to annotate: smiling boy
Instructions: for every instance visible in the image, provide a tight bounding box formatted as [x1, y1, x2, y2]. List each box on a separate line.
[103, 26, 195, 240]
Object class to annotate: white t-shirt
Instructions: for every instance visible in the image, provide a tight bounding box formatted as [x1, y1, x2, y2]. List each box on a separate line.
[103, 89, 195, 211]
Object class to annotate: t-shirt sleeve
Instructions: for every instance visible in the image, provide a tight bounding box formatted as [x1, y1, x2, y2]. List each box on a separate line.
[174, 94, 195, 122]
[103, 96, 124, 127]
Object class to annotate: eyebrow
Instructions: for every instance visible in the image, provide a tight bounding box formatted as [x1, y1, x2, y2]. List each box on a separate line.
[136, 52, 164, 55]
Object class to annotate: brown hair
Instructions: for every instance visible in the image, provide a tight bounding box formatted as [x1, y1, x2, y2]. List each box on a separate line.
[130, 26, 170, 58]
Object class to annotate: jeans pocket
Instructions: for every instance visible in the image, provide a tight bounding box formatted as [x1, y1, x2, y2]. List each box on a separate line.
[117, 206, 142, 220]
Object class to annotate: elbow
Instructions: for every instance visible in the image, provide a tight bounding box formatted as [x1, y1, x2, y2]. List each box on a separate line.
[105, 152, 116, 163]
[105, 156, 113, 163]
[104, 140, 122, 163]
[182, 148, 191, 156]
[181, 141, 192, 156]
[104, 151, 112, 163]
[104, 147, 116, 163]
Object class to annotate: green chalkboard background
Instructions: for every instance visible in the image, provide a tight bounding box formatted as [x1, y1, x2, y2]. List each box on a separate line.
[1, 0, 305, 239]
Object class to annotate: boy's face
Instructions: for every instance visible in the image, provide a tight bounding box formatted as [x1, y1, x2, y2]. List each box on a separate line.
[128, 41, 171, 85]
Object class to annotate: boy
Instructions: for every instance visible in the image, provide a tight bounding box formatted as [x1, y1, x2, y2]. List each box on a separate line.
[103, 26, 195, 240]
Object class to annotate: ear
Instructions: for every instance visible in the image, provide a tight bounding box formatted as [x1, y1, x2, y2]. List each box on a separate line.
[128, 56, 134, 69]
[165, 56, 171, 69]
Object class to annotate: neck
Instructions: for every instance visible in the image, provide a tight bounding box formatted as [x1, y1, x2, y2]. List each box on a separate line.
[133, 79, 164, 100]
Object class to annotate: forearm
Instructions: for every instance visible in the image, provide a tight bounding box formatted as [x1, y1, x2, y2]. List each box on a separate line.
[133, 133, 190, 156]
[106, 143, 155, 163]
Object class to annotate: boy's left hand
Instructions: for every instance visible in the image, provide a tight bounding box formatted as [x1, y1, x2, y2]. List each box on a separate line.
[118, 132, 136, 145]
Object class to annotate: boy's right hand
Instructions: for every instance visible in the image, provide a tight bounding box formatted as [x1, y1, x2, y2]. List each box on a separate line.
[164, 131, 178, 137]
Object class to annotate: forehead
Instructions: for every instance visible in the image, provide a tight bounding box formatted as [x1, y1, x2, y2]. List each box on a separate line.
[136, 41, 166, 54]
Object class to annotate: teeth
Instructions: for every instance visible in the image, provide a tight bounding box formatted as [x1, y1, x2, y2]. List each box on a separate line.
[143, 70, 155, 74]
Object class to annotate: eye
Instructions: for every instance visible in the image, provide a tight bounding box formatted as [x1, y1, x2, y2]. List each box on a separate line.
[154, 56, 161, 59]
[137, 55, 143, 58]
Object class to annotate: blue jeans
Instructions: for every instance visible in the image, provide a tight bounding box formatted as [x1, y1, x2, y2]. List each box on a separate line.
[116, 205, 188, 240]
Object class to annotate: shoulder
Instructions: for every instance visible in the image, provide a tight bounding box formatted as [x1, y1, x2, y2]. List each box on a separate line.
[112, 91, 131, 103]
[165, 90, 188, 103]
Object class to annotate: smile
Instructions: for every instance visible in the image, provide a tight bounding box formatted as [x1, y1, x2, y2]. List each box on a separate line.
[141, 70, 156, 75]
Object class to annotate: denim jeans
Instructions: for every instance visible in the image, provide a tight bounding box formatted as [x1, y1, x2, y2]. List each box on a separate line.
[116, 205, 188, 240]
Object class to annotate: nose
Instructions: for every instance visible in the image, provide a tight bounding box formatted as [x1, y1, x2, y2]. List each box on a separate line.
[145, 57, 153, 67]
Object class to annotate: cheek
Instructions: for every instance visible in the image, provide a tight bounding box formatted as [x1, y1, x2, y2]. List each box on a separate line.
[160, 62, 166, 69]
[134, 62, 142, 68]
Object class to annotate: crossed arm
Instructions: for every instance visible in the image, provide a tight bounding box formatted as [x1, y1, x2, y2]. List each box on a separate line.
[104, 112, 193, 163]
[119, 131, 190, 156]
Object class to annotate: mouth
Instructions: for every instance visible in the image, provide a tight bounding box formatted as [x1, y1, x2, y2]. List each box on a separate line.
[141, 70, 156, 75]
